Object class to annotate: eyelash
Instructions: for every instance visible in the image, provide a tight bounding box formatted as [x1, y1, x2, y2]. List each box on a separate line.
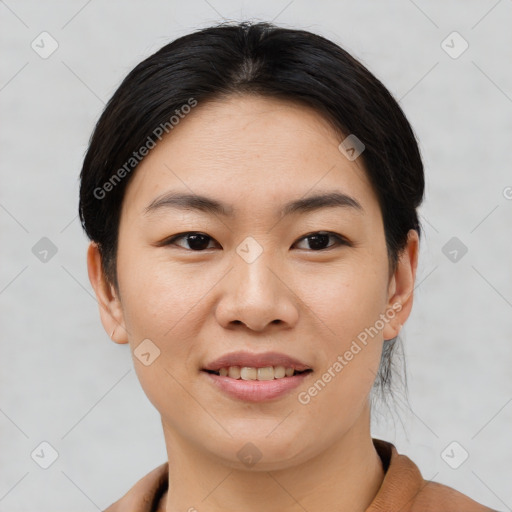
[162, 231, 351, 252]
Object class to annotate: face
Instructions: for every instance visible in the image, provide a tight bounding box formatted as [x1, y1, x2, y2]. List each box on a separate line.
[88, 95, 417, 470]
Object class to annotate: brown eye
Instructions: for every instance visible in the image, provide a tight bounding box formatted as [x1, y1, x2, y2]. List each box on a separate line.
[294, 231, 348, 251]
[165, 232, 218, 251]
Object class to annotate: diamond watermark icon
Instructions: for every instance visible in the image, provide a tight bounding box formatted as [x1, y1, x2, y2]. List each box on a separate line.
[442, 236, 468, 263]
[441, 31, 469, 59]
[31, 31, 59, 59]
[237, 442, 263, 468]
[236, 236, 263, 264]
[338, 134, 365, 161]
[32, 237, 58, 263]
[134, 338, 161, 366]
[31, 441, 59, 469]
[441, 441, 469, 469]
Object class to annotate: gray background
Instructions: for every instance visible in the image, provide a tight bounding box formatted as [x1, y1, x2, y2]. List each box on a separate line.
[1, 0, 511, 510]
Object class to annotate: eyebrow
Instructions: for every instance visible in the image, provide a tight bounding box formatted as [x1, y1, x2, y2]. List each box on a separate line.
[143, 191, 363, 218]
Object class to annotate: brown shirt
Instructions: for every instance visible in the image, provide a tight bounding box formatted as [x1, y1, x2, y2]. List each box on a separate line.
[103, 439, 497, 511]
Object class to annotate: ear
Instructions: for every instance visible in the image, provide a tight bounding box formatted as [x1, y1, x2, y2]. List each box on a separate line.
[382, 229, 419, 341]
[86, 242, 128, 344]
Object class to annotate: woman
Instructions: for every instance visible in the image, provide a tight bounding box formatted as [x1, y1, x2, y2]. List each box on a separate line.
[79, 21, 496, 512]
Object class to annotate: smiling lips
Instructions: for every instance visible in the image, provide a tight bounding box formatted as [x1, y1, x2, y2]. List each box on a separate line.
[203, 350, 312, 379]
[202, 351, 313, 401]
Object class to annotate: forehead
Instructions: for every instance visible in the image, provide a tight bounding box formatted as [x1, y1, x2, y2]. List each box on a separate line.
[120, 95, 380, 222]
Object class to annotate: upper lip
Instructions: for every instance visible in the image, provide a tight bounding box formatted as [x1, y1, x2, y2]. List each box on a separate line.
[203, 351, 312, 372]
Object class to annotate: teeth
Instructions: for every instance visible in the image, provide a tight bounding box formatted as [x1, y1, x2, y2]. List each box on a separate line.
[215, 365, 298, 380]
[228, 366, 241, 379]
[257, 367, 274, 381]
[240, 367, 257, 380]
[274, 366, 286, 378]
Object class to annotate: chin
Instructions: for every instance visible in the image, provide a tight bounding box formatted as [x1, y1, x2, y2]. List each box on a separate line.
[202, 427, 318, 471]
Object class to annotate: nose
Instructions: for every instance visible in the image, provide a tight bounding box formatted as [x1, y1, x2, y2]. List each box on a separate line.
[214, 249, 299, 332]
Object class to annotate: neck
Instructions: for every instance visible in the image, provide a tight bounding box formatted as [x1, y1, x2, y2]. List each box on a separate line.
[161, 404, 384, 512]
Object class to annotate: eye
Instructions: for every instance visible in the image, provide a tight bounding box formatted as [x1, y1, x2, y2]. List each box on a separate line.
[164, 232, 218, 251]
[162, 230, 349, 252]
[293, 231, 349, 251]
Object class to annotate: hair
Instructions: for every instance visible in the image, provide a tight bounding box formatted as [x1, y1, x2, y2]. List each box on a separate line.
[79, 21, 424, 399]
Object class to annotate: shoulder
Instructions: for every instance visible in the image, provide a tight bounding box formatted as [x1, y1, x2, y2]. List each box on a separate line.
[369, 439, 497, 512]
[103, 462, 168, 512]
[411, 480, 497, 512]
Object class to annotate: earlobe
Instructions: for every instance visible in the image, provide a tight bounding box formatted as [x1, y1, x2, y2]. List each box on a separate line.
[382, 229, 419, 341]
[86, 242, 128, 344]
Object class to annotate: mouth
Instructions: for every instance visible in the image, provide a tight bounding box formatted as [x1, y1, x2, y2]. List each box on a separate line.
[201, 351, 313, 402]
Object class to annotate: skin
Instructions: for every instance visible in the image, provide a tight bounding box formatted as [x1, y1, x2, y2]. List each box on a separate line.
[88, 95, 419, 512]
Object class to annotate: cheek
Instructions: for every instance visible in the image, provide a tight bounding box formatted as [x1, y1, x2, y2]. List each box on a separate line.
[116, 250, 209, 416]
[117, 239, 199, 332]
[293, 264, 386, 428]
[295, 257, 389, 342]
[292, 252, 389, 407]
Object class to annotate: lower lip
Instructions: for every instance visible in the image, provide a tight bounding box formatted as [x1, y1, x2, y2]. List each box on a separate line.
[202, 371, 311, 402]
